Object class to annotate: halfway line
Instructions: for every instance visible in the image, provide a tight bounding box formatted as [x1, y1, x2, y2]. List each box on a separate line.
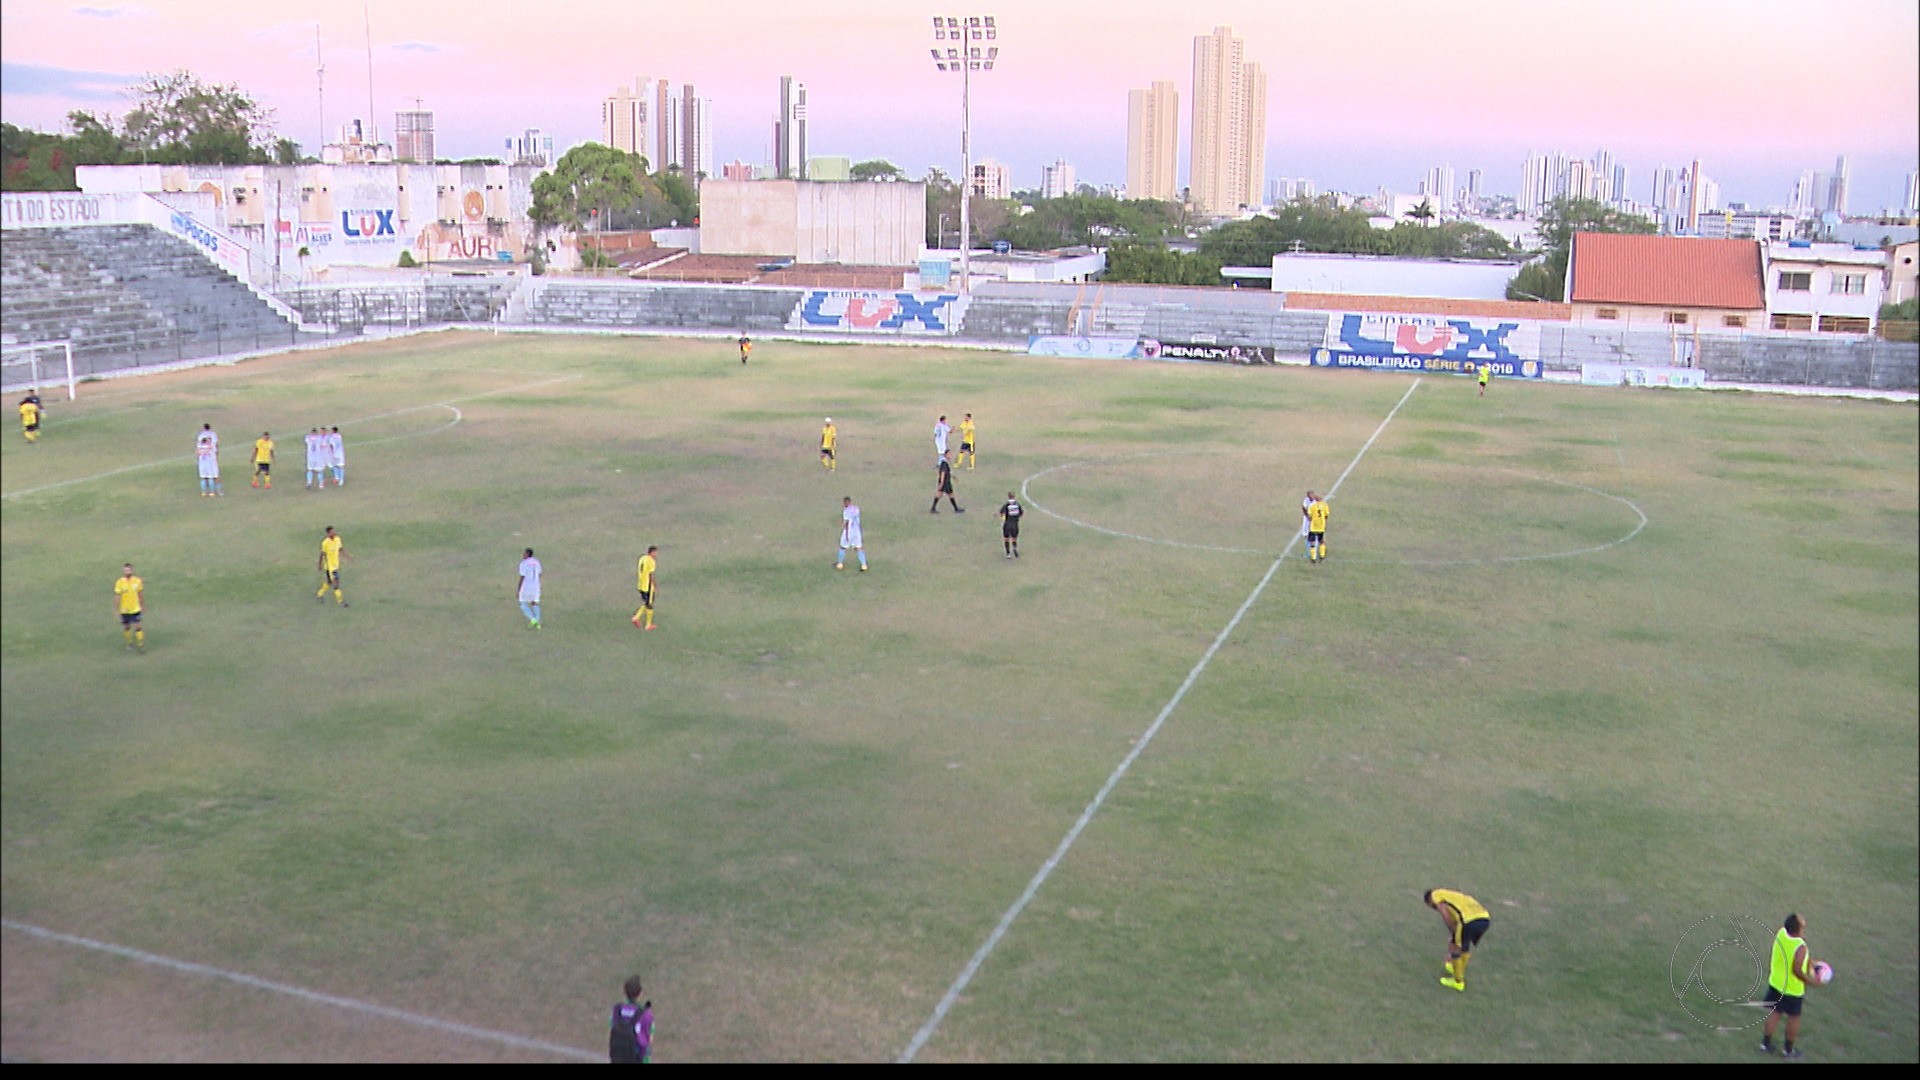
[2, 374, 580, 501]
[897, 377, 1423, 1062]
[1, 919, 600, 1062]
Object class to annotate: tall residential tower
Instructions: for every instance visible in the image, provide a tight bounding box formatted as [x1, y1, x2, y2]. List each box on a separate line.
[775, 76, 808, 180]
[1125, 80, 1179, 202]
[1188, 26, 1266, 215]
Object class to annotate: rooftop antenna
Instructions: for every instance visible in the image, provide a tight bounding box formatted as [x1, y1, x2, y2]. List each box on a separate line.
[315, 25, 326, 149]
[363, 5, 376, 143]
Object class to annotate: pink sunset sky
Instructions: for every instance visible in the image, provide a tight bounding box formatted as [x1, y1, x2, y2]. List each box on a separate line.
[3, 0, 1916, 209]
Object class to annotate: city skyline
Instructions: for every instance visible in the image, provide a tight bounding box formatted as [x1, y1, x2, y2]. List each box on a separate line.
[1, 0, 1915, 211]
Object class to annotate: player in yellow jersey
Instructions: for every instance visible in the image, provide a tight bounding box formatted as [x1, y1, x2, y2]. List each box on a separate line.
[113, 562, 145, 652]
[820, 417, 837, 471]
[958, 413, 976, 470]
[251, 431, 274, 489]
[632, 545, 660, 630]
[738, 335, 752, 365]
[20, 395, 42, 443]
[316, 526, 348, 606]
[1425, 888, 1492, 991]
[1305, 495, 1330, 563]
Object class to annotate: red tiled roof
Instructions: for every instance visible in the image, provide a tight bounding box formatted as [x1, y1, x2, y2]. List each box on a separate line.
[1284, 292, 1570, 321]
[1568, 233, 1764, 309]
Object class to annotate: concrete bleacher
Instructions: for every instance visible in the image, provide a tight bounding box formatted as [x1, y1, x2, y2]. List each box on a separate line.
[281, 278, 518, 330]
[2, 224, 298, 377]
[526, 281, 804, 331]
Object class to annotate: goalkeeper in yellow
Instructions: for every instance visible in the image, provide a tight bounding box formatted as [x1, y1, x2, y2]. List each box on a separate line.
[820, 418, 837, 471]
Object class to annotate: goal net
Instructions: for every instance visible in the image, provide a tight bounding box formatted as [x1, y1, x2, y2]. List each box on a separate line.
[1, 340, 77, 400]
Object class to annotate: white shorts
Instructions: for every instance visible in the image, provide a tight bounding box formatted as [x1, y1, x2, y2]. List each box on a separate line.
[198, 457, 219, 479]
[841, 532, 863, 549]
[519, 591, 540, 604]
[307, 458, 324, 472]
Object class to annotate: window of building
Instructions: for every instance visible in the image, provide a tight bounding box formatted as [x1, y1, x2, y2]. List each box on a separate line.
[1663, 311, 1689, 325]
[1818, 316, 1870, 334]
[1776, 271, 1812, 292]
[1723, 315, 1747, 328]
[1771, 313, 1814, 331]
[1830, 273, 1867, 295]
[1595, 307, 1620, 320]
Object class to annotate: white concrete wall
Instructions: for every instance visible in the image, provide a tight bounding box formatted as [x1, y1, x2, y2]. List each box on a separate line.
[1268, 253, 1524, 300]
[701, 179, 925, 264]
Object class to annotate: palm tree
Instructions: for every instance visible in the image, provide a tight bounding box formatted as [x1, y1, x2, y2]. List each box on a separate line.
[1406, 198, 1437, 225]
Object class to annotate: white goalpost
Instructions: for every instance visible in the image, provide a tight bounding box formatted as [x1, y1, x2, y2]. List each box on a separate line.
[0, 341, 77, 401]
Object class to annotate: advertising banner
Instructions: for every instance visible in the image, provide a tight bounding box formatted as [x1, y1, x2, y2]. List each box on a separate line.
[1327, 311, 1545, 360]
[1142, 340, 1275, 365]
[918, 257, 952, 288]
[1581, 363, 1706, 389]
[1310, 348, 1545, 379]
[1027, 335, 1145, 359]
[791, 290, 966, 333]
[164, 210, 252, 279]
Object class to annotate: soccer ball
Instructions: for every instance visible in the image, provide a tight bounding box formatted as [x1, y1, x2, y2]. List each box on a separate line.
[1811, 961, 1833, 986]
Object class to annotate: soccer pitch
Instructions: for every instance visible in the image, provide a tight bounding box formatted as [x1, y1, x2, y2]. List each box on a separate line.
[2, 332, 1914, 1062]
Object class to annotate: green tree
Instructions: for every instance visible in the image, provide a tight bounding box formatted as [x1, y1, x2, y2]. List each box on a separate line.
[1103, 242, 1221, 285]
[121, 70, 275, 164]
[924, 167, 959, 247]
[529, 143, 647, 235]
[1405, 197, 1436, 225]
[850, 159, 905, 182]
[1506, 196, 1658, 301]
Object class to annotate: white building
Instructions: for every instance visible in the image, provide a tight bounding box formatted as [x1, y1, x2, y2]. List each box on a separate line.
[1270, 176, 1316, 204]
[774, 76, 808, 180]
[1041, 159, 1076, 199]
[1421, 164, 1456, 209]
[323, 119, 392, 165]
[970, 158, 1012, 201]
[700, 179, 925, 264]
[602, 79, 652, 159]
[1253, 252, 1526, 300]
[1695, 209, 1800, 242]
[507, 129, 554, 168]
[1764, 240, 1887, 333]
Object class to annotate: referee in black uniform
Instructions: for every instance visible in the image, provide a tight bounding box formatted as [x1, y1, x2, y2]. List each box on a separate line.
[931, 451, 964, 514]
[999, 492, 1023, 558]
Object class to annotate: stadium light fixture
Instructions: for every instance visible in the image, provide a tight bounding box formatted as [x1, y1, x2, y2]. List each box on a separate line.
[926, 14, 1000, 293]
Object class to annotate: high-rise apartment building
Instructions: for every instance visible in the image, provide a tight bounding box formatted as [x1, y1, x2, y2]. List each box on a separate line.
[1188, 25, 1266, 215]
[506, 128, 553, 168]
[1270, 176, 1315, 203]
[1421, 164, 1456, 210]
[970, 158, 1012, 201]
[774, 76, 808, 180]
[682, 85, 713, 179]
[1125, 80, 1179, 202]
[656, 79, 673, 171]
[602, 79, 652, 159]
[1826, 155, 1850, 215]
[1466, 169, 1483, 207]
[1041, 159, 1076, 199]
[1907, 170, 1919, 215]
[394, 109, 434, 163]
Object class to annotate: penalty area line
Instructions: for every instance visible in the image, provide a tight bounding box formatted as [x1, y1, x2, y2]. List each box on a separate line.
[1, 374, 580, 502]
[897, 377, 1422, 1063]
[0, 918, 601, 1062]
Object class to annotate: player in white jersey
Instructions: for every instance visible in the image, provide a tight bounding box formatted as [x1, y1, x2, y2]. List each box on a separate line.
[933, 415, 951, 458]
[304, 428, 326, 490]
[326, 426, 345, 486]
[517, 548, 543, 628]
[1301, 490, 1317, 559]
[195, 423, 222, 497]
[836, 496, 868, 571]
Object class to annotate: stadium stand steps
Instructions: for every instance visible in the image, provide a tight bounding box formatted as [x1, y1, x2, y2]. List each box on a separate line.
[3, 225, 299, 377]
[526, 282, 804, 332]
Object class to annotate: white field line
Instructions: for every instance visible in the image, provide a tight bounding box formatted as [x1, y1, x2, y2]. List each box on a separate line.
[1024, 455, 1647, 568]
[897, 377, 1423, 1063]
[2, 375, 579, 502]
[0, 919, 599, 1062]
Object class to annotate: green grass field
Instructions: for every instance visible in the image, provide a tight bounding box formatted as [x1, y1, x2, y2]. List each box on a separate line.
[2, 332, 1915, 1062]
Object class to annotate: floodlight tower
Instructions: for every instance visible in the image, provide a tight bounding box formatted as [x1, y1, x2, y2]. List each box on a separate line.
[928, 15, 998, 293]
